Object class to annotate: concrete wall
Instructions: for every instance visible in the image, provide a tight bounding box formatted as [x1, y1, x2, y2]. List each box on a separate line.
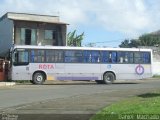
[0, 17, 13, 57]
[14, 21, 66, 46]
[139, 46, 160, 75]
[152, 47, 160, 75]
[153, 62, 160, 75]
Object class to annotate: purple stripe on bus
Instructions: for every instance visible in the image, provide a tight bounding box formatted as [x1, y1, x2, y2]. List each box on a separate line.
[57, 77, 98, 80]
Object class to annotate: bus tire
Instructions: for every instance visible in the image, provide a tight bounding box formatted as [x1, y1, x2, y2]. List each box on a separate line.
[33, 72, 45, 85]
[103, 72, 115, 84]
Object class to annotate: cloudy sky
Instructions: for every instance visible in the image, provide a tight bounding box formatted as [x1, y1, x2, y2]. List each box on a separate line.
[0, 0, 160, 47]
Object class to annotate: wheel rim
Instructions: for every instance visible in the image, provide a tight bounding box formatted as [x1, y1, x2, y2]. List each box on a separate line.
[36, 75, 43, 82]
[104, 74, 113, 83]
[105, 76, 111, 82]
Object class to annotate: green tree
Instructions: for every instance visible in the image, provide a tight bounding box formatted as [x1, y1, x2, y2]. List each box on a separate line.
[139, 34, 160, 46]
[139, 34, 152, 46]
[67, 30, 84, 47]
[119, 39, 140, 48]
[119, 33, 160, 48]
[129, 39, 140, 48]
[119, 39, 130, 48]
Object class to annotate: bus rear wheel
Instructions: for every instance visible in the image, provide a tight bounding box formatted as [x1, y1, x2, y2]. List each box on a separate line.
[103, 72, 115, 84]
[33, 72, 45, 85]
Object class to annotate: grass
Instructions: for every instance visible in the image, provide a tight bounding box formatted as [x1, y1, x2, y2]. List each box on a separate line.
[153, 75, 160, 78]
[90, 91, 160, 120]
[14, 80, 31, 84]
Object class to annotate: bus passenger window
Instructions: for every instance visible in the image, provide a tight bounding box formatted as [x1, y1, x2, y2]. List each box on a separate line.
[83, 51, 92, 63]
[134, 52, 142, 63]
[101, 51, 110, 63]
[111, 52, 117, 63]
[31, 50, 45, 63]
[92, 51, 100, 63]
[142, 52, 150, 63]
[124, 56, 128, 63]
[117, 52, 134, 64]
[46, 50, 55, 62]
[119, 57, 123, 63]
[31, 50, 35, 62]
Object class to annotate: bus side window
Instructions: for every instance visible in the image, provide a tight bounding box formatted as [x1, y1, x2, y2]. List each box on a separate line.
[142, 52, 150, 63]
[83, 51, 92, 63]
[74, 50, 83, 63]
[64, 51, 72, 63]
[55, 50, 63, 63]
[101, 51, 110, 63]
[13, 50, 29, 65]
[31, 50, 45, 63]
[117, 52, 132, 64]
[128, 52, 134, 63]
[111, 52, 117, 63]
[134, 52, 142, 63]
[18, 51, 29, 63]
[46, 50, 55, 62]
[31, 50, 35, 62]
[134, 52, 150, 64]
[92, 51, 100, 63]
[117, 52, 123, 63]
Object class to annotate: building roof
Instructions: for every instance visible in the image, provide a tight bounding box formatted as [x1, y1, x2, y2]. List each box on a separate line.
[0, 12, 68, 25]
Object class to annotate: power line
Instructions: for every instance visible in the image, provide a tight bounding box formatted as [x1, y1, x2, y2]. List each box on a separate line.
[84, 39, 124, 44]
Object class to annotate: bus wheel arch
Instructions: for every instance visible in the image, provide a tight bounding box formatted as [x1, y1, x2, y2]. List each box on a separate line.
[32, 71, 46, 85]
[103, 71, 116, 84]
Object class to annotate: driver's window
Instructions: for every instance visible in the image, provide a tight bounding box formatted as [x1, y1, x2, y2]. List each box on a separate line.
[18, 51, 29, 63]
[13, 50, 29, 65]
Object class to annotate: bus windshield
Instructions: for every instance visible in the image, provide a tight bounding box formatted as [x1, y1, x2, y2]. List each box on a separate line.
[12, 49, 29, 66]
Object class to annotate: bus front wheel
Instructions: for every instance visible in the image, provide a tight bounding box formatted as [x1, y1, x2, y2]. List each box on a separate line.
[103, 72, 115, 84]
[33, 72, 45, 85]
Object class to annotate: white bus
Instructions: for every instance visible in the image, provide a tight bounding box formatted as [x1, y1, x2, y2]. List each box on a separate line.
[9, 45, 152, 84]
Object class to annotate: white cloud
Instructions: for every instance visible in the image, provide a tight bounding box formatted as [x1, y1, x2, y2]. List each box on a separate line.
[92, 0, 152, 37]
[0, 0, 160, 37]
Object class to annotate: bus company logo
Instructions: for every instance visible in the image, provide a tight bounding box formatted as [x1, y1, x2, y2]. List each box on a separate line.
[135, 64, 144, 75]
[39, 64, 54, 69]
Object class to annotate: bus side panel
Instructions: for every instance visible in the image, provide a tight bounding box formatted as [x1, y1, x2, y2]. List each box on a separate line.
[12, 65, 31, 80]
[100, 64, 152, 80]
[57, 63, 101, 80]
[29, 63, 56, 81]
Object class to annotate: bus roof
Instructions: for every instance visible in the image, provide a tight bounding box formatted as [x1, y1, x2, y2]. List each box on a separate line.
[13, 45, 152, 52]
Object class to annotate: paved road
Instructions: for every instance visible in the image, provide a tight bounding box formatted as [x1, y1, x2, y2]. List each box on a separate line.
[0, 79, 160, 120]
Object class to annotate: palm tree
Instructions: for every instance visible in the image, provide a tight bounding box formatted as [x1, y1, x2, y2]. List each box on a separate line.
[67, 30, 84, 47]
